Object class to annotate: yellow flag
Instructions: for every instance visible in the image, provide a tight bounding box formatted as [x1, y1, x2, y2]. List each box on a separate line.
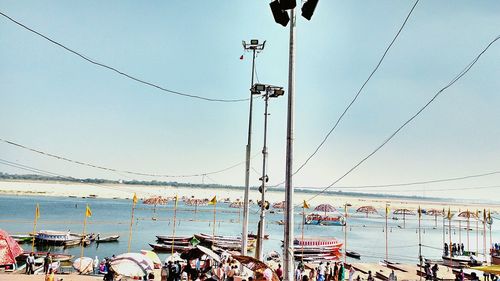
[208, 196, 217, 205]
[385, 204, 390, 216]
[303, 200, 310, 209]
[85, 205, 92, 217]
[35, 204, 40, 220]
[447, 207, 452, 220]
[132, 193, 138, 205]
[488, 209, 491, 220]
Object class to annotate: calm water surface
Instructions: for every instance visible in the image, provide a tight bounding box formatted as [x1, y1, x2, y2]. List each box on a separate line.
[0, 195, 498, 264]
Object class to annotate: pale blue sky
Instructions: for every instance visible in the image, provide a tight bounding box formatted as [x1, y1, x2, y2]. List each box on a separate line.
[1, 1, 499, 202]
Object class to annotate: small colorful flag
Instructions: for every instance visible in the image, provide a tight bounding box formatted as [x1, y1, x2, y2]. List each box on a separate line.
[385, 204, 390, 216]
[418, 206, 422, 218]
[303, 200, 310, 209]
[35, 204, 40, 219]
[132, 193, 138, 205]
[447, 207, 452, 220]
[208, 196, 217, 205]
[85, 205, 92, 217]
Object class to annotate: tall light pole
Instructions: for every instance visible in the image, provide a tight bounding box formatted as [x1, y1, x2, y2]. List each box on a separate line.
[242, 40, 265, 257]
[253, 83, 285, 260]
[269, 1, 319, 280]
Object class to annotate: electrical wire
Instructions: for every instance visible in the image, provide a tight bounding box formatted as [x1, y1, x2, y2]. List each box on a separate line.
[0, 11, 248, 103]
[270, 0, 420, 187]
[0, 138, 256, 178]
[304, 35, 500, 204]
[0, 158, 162, 197]
[335, 171, 500, 190]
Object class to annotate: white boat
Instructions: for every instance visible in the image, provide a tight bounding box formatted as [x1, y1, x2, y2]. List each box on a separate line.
[35, 230, 83, 246]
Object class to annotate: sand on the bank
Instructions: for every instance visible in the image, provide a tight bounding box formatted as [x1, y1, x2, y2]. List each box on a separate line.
[1, 180, 499, 212]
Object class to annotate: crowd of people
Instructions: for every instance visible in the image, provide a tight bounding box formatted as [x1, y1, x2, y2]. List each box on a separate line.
[444, 242, 466, 256]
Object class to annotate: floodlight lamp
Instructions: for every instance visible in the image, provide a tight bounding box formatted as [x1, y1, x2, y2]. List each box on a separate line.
[270, 0, 290, 27]
[302, 0, 319, 21]
[270, 88, 285, 98]
[250, 39, 259, 45]
[254, 84, 267, 92]
[279, 0, 296, 10]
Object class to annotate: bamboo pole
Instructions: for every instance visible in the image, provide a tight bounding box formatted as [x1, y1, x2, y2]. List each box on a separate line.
[449, 208, 452, 258]
[467, 210, 470, 254]
[418, 206, 422, 281]
[80, 204, 89, 259]
[31, 203, 40, 252]
[344, 204, 348, 263]
[302, 205, 305, 263]
[171, 195, 178, 255]
[128, 194, 138, 252]
[385, 203, 389, 261]
[483, 209, 487, 259]
[476, 209, 479, 255]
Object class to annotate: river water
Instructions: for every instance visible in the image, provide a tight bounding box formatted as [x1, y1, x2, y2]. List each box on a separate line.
[0, 194, 497, 264]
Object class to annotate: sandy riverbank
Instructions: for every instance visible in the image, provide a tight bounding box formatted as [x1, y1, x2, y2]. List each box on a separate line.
[1, 180, 499, 213]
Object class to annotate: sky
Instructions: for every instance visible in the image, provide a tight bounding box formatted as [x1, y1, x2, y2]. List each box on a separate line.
[1, 1, 500, 203]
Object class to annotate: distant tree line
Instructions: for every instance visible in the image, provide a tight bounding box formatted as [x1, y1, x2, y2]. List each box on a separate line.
[0, 172, 445, 202]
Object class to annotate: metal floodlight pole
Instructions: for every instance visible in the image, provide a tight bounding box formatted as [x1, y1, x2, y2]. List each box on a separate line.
[283, 8, 296, 281]
[256, 88, 271, 261]
[242, 40, 264, 257]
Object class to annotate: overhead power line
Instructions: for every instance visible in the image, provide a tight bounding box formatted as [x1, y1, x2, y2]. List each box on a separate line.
[271, 0, 420, 187]
[336, 170, 500, 189]
[0, 138, 254, 178]
[0, 11, 247, 103]
[305, 35, 500, 203]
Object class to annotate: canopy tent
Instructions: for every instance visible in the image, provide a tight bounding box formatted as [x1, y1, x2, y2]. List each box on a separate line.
[180, 245, 221, 263]
[73, 257, 93, 274]
[142, 196, 168, 205]
[110, 253, 154, 278]
[426, 209, 444, 216]
[140, 250, 161, 269]
[458, 210, 479, 220]
[393, 208, 415, 215]
[272, 201, 286, 209]
[313, 204, 339, 216]
[232, 255, 279, 281]
[471, 265, 500, 275]
[0, 229, 23, 266]
[356, 206, 378, 217]
[229, 201, 244, 208]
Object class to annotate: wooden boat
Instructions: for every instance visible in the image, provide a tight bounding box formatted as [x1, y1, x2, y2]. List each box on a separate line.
[156, 235, 193, 242]
[17, 252, 74, 262]
[11, 234, 33, 243]
[96, 235, 120, 243]
[305, 213, 346, 226]
[248, 233, 269, 240]
[346, 251, 361, 259]
[149, 243, 193, 252]
[294, 237, 343, 249]
[195, 233, 256, 246]
[35, 230, 83, 246]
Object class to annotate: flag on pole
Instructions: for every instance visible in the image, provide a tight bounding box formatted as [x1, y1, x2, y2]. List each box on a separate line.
[447, 207, 452, 220]
[488, 209, 491, 221]
[385, 204, 390, 216]
[85, 205, 92, 217]
[418, 206, 422, 218]
[208, 196, 217, 205]
[35, 204, 40, 219]
[303, 200, 310, 209]
[132, 193, 138, 205]
[483, 209, 487, 221]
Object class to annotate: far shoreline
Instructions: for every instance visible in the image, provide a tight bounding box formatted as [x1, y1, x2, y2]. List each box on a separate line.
[1, 179, 499, 212]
